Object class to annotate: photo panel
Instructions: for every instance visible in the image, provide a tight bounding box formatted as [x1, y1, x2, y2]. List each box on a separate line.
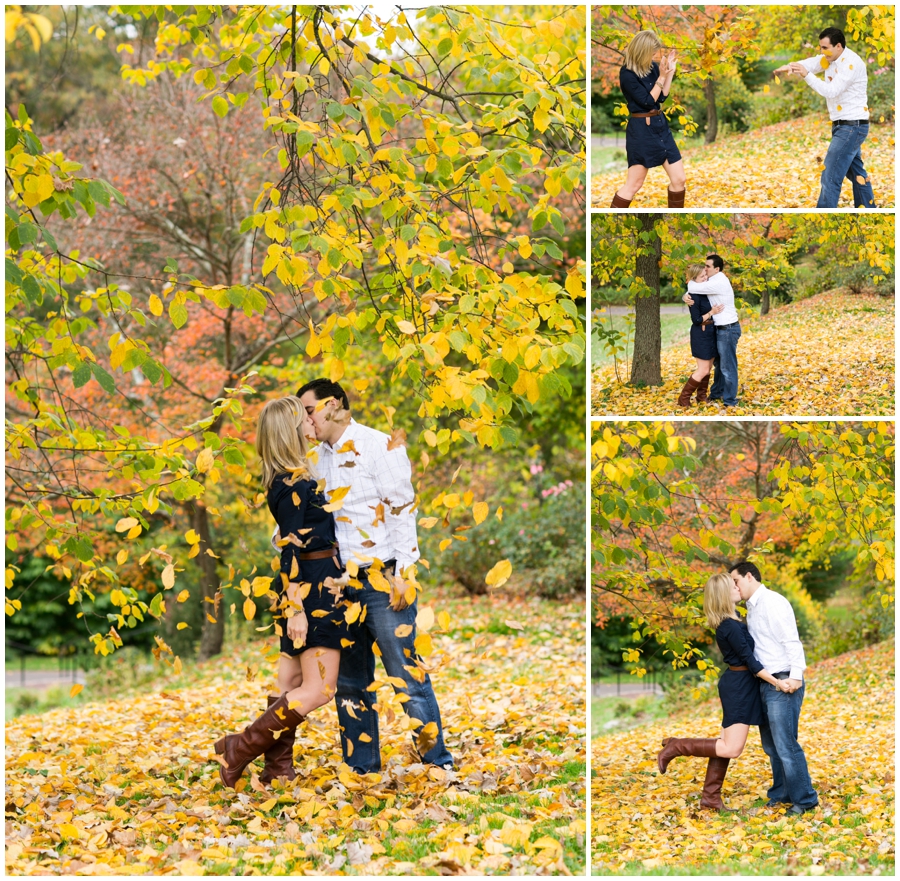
[590, 419, 895, 874]
[590, 212, 895, 417]
[589, 5, 894, 209]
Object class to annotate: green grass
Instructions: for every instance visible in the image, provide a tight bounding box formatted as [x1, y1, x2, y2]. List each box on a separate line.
[591, 695, 668, 739]
[591, 314, 687, 368]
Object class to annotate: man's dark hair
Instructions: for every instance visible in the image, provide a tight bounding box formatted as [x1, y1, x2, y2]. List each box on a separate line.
[706, 253, 725, 271]
[296, 378, 350, 410]
[730, 561, 761, 582]
[819, 27, 846, 48]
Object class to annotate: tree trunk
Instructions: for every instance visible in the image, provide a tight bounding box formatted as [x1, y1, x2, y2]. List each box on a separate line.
[630, 214, 662, 387]
[760, 287, 770, 315]
[190, 501, 224, 661]
[704, 77, 718, 145]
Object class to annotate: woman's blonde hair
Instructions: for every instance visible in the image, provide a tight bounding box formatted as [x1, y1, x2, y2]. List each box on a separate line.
[703, 573, 739, 629]
[624, 31, 663, 77]
[256, 396, 315, 489]
[686, 263, 706, 282]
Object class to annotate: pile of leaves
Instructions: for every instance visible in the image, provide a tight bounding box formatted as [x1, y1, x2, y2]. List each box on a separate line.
[591, 115, 895, 208]
[5, 590, 585, 875]
[592, 639, 895, 875]
[592, 291, 894, 416]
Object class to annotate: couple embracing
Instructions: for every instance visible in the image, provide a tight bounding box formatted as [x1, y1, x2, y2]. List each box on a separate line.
[658, 562, 818, 816]
[214, 379, 453, 788]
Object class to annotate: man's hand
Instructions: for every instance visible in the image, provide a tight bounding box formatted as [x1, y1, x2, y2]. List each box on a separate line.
[788, 62, 807, 77]
[387, 573, 414, 612]
[683, 292, 695, 306]
[712, 304, 725, 315]
[784, 678, 803, 693]
[286, 609, 308, 649]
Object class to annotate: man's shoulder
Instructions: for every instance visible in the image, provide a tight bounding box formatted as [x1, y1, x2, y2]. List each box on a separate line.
[345, 420, 396, 455]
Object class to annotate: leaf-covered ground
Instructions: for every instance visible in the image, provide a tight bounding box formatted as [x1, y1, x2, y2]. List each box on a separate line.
[592, 640, 895, 876]
[5, 590, 585, 876]
[591, 116, 895, 208]
[591, 291, 894, 416]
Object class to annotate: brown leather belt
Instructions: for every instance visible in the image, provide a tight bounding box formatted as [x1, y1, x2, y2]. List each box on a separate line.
[631, 109, 661, 125]
[729, 665, 748, 671]
[298, 547, 339, 561]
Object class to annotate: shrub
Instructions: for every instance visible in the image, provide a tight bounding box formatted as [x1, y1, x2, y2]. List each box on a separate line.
[438, 476, 585, 599]
[867, 66, 895, 124]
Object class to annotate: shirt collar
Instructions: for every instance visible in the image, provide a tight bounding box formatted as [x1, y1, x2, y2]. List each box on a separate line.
[746, 583, 767, 609]
[322, 418, 358, 451]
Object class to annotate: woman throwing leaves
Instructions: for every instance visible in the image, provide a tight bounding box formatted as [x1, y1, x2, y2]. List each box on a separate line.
[215, 396, 348, 788]
[610, 31, 686, 209]
[656, 574, 791, 810]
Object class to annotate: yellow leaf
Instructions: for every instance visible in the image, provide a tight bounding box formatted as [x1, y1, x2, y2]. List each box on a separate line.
[437, 610, 451, 630]
[397, 320, 417, 334]
[473, 501, 489, 524]
[414, 632, 434, 655]
[185, 529, 200, 545]
[149, 294, 163, 316]
[195, 447, 215, 474]
[162, 564, 176, 589]
[394, 623, 413, 638]
[70, 683, 83, 698]
[173, 656, 182, 675]
[565, 271, 583, 298]
[345, 601, 361, 624]
[443, 493, 460, 508]
[442, 136, 460, 157]
[116, 549, 128, 565]
[416, 606, 434, 631]
[177, 589, 189, 602]
[59, 823, 82, 840]
[115, 517, 138, 533]
[176, 622, 190, 630]
[533, 107, 550, 132]
[243, 598, 256, 620]
[485, 559, 512, 587]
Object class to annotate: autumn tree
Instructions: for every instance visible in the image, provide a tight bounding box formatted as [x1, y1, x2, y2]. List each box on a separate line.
[5, 6, 586, 661]
[591, 421, 894, 678]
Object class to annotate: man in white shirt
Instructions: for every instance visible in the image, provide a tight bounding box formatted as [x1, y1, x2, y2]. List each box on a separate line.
[731, 561, 819, 815]
[297, 378, 454, 774]
[683, 254, 741, 407]
[777, 26, 876, 208]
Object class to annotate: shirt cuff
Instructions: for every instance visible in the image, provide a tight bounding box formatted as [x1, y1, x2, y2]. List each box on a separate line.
[789, 667, 805, 681]
[394, 558, 417, 577]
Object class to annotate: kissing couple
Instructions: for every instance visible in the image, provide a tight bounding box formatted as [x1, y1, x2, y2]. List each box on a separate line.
[214, 379, 454, 788]
[657, 562, 819, 815]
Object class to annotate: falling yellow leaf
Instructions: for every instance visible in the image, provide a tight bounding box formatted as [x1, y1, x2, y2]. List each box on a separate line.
[485, 559, 513, 587]
[394, 624, 413, 638]
[70, 683, 83, 698]
[473, 501, 489, 524]
[162, 564, 176, 589]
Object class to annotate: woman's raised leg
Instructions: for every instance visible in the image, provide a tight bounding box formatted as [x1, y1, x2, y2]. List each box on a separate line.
[716, 724, 750, 758]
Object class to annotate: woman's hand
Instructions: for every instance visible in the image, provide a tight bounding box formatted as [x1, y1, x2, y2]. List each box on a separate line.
[712, 304, 725, 315]
[286, 609, 308, 649]
[666, 49, 678, 76]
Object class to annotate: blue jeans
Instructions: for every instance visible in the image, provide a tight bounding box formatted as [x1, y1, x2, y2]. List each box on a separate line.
[708, 322, 741, 406]
[758, 681, 818, 809]
[817, 122, 876, 208]
[334, 572, 453, 773]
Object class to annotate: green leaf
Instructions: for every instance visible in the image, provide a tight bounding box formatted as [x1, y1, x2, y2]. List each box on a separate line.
[90, 363, 116, 394]
[211, 95, 229, 118]
[169, 300, 188, 329]
[6, 127, 19, 150]
[72, 362, 92, 388]
[399, 224, 417, 242]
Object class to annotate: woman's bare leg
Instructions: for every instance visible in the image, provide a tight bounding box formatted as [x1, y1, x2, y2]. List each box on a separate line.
[691, 358, 713, 382]
[284, 647, 341, 716]
[716, 723, 750, 758]
[662, 158, 686, 193]
[274, 652, 304, 697]
[616, 165, 649, 200]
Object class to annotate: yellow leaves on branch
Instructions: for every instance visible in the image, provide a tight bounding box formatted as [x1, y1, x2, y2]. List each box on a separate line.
[592, 292, 893, 416]
[592, 115, 895, 208]
[592, 640, 895, 874]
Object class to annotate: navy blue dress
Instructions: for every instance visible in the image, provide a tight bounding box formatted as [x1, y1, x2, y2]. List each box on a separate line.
[689, 294, 717, 360]
[715, 617, 764, 727]
[620, 62, 682, 169]
[267, 472, 348, 656]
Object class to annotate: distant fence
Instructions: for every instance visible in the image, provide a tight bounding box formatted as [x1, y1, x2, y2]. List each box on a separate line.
[5, 640, 82, 688]
[591, 668, 671, 697]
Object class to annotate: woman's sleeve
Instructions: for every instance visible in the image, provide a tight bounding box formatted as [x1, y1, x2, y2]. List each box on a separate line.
[723, 620, 764, 674]
[688, 296, 704, 326]
[271, 476, 309, 540]
[620, 66, 658, 111]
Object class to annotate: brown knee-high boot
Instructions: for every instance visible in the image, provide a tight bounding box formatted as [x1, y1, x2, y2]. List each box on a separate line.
[610, 191, 633, 208]
[677, 376, 701, 407]
[700, 756, 736, 811]
[667, 187, 686, 208]
[215, 694, 306, 788]
[695, 373, 711, 404]
[657, 736, 719, 774]
[259, 695, 298, 784]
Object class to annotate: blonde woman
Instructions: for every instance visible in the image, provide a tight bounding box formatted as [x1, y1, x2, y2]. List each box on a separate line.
[677, 264, 723, 406]
[215, 396, 348, 788]
[610, 30, 686, 209]
[656, 574, 791, 810]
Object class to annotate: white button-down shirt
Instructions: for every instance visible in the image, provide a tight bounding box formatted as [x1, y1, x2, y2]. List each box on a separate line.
[315, 419, 419, 575]
[745, 584, 807, 681]
[687, 271, 738, 326]
[799, 47, 869, 121]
